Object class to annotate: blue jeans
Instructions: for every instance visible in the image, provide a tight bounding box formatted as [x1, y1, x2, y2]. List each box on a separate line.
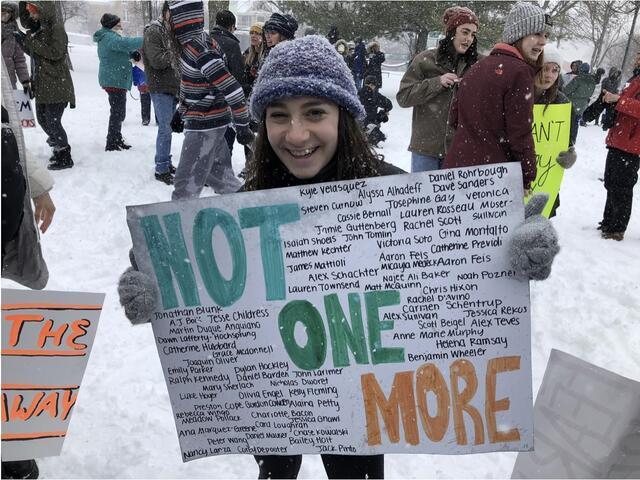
[411, 152, 441, 172]
[150, 93, 177, 174]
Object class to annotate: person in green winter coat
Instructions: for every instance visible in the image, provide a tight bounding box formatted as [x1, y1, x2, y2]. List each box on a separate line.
[93, 13, 142, 151]
[16, 1, 75, 170]
[563, 62, 596, 133]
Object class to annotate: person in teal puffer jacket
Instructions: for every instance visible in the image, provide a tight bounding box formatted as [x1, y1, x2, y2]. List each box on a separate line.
[93, 14, 142, 151]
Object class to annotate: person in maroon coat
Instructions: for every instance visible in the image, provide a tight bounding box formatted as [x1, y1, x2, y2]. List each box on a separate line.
[443, 2, 552, 194]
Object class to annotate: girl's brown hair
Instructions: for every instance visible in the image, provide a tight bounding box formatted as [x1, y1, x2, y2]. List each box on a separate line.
[244, 107, 384, 191]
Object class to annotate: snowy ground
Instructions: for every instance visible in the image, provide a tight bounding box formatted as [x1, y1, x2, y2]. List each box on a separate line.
[4, 43, 640, 479]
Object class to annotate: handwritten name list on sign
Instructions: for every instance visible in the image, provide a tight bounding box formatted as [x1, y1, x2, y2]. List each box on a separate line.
[126, 162, 533, 462]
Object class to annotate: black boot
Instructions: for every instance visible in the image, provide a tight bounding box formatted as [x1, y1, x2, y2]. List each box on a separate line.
[155, 171, 174, 185]
[116, 137, 131, 150]
[1, 459, 39, 479]
[48, 146, 74, 170]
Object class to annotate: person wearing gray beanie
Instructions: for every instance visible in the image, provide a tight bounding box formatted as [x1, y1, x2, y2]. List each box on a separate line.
[503, 2, 552, 45]
[445, 1, 553, 192]
[502, 1, 552, 65]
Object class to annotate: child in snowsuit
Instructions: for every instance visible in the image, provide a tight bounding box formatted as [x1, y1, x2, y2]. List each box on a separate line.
[358, 75, 392, 147]
[131, 50, 152, 125]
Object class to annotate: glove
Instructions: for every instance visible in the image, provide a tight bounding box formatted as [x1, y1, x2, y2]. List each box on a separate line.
[508, 193, 560, 281]
[170, 110, 184, 133]
[130, 50, 141, 62]
[117, 249, 159, 325]
[13, 30, 26, 46]
[236, 124, 255, 146]
[556, 146, 577, 169]
[376, 112, 389, 123]
[22, 81, 34, 99]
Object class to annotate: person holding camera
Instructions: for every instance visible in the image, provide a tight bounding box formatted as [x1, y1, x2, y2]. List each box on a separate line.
[93, 13, 142, 151]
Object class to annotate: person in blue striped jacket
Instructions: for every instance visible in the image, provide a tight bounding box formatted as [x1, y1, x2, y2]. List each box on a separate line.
[168, 0, 254, 199]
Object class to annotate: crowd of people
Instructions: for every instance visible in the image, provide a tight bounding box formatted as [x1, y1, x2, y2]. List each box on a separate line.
[1, 0, 639, 478]
[395, 3, 639, 238]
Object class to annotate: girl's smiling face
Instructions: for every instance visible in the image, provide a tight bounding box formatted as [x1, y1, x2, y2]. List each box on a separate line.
[266, 96, 339, 179]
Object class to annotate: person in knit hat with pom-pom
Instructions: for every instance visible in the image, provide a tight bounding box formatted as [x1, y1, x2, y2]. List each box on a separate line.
[444, 1, 553, 195]
[397, 5, 481, 173]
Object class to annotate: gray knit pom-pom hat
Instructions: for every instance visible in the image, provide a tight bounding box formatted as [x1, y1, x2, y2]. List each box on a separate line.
[250, 35, 365, 121]
[502, 2, 552, 45]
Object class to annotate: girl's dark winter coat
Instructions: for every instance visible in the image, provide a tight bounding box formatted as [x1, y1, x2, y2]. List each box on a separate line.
[142, 20, 180, 97]
[18, 1, 75, 106]
[366, 50, 385, 88]
[444, 43, 537, 190]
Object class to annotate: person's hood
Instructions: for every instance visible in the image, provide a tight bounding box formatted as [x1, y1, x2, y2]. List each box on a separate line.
[211, 25, 238, 43]
[93, 27, 116, 43]
[168, 0, 204, 45]
[608, 67, 621, 79]
[21, 1, 55, 24]
[491, 42, 524, 61]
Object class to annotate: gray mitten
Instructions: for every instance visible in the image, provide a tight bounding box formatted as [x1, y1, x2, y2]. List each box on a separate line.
[117, 250, 159, 325]
[556, 146, 577, 169]
[508, 193, 560, 281]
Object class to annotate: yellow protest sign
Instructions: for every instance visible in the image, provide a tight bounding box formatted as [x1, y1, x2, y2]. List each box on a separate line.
[528, 103, 571, 217]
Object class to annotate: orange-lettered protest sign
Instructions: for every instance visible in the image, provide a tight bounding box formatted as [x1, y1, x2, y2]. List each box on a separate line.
[1, 289, 104, 460]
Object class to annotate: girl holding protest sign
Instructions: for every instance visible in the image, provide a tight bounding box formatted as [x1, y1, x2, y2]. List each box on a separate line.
[119, 34, 561, 479]
[533, 46, 578, 218]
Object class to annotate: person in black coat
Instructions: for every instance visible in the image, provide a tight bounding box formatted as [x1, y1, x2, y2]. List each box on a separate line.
[211, 10, 248, 157]
[359, 75, 392, 147]
[366, 41, 385, 88]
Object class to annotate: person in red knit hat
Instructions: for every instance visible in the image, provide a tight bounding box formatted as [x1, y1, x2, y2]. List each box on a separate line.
[397, 5, 481, 172]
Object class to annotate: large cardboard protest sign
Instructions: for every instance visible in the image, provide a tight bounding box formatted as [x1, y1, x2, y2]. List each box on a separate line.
[1, 289, 104, 460]
[529, 103, 571, 217]
[13, 90, 36, 128]
[127, 163, 533, 461]
[512, 349, 640, 478]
